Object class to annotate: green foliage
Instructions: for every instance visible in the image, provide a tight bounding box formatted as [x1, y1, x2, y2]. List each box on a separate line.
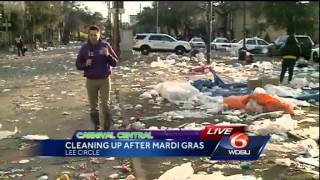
[25, 1, 63, 34]
[4, 1, 105, 44]
[10, 9, 24, 34]
[251, 2, 315, 35]
[63, 2, 104, 33]
[264, 33, 271, 42]
[135, 1, 204, 36]
[135, 7, 156, 33]
[135, 1, 316, 39]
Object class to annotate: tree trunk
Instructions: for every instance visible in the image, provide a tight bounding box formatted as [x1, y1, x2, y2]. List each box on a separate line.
[184, 24, 190, 41]
[62, 27, 70, 45]
[174, 26, 179, 36]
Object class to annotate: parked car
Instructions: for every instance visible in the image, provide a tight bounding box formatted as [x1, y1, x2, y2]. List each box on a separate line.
[211, 37, 231, 50]
[189, 37, 206, 48]
[132, 33, 192, 55]
[229, 37, 270, 55]
[296, 35, 315, 60]
[267, 35, 315, 60]
[266, 35, 287, 57]
[311, 46, 319, 62]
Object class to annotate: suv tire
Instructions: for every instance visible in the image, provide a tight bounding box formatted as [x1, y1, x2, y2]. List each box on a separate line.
[175, 46, 185, 55]
[141, 46, 150, 55]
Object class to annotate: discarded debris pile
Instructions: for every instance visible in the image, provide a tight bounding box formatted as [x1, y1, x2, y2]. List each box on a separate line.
[224, 93, 294, 114]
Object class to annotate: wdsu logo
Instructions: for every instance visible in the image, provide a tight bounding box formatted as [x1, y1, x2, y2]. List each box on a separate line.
[228, 132, 250, 156]
[209, 133, 270, 161]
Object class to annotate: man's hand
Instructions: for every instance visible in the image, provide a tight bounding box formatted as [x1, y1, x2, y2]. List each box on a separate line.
[85, 59, 92, 67]
[103, 47, 109, 57]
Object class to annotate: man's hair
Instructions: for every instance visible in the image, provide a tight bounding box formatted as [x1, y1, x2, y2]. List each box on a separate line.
[88, 25, 100, 32]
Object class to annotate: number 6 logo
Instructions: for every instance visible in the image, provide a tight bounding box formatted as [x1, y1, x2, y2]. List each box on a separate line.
[229, 132, 249, 149]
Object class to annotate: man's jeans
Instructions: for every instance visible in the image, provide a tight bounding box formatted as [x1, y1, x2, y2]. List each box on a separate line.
[17, 46, 25, 56]
[86, 77, 111, 114]
[280, 59, 296, 83]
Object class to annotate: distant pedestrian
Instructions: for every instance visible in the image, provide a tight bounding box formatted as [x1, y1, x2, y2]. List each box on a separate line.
[176, 33, 182, 40]
[15, 35, 25, 56]
[76, 25, 119, 130]
[279, 34, 301, 84]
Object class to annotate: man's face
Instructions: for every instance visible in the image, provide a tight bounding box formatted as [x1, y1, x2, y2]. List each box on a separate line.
[89, 30, 100, 44]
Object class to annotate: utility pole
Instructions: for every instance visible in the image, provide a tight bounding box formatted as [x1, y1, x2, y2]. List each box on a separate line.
[206, 1, 212, 65]
[242, 2, 246, 50]
[238, 2, 247, 61]
[156, 1, 159, 33]
[2, 7, 9, 48]
[209, 2, 213, 63]
[107, 1, 111, 21]
[5, 15, 8, 47]
[112, 1, 120, 56]
[105, 1, 111, 40]
[315, 2, 319, 44]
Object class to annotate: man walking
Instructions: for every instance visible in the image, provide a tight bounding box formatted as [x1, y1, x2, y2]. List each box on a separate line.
[279, 34, 301, 84]
[15, 35, 25, 56]
[76, 25, 119, 130]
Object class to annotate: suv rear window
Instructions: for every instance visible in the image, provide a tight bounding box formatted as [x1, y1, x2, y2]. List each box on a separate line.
[135, 35, 146, 40]
[149, 35, 162, 41]
[296, 36, 312, 46]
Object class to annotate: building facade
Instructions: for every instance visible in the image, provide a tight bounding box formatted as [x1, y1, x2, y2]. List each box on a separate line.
[214, 1, 318, 43]
[0, 1, 26, 48]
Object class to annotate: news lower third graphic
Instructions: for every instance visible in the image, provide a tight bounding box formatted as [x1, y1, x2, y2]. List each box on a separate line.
[37, 125, 270, 160]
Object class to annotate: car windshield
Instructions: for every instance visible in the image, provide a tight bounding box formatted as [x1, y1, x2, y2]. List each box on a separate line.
[192, 38, 203, 42]
[215, 38, 228, 43]
[258, 40, 269, 45]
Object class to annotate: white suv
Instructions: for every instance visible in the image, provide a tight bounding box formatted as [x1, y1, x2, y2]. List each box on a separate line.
[230, 37, 270, 54]
[211, 37, 231, 50]
[133, 33, 192, 55]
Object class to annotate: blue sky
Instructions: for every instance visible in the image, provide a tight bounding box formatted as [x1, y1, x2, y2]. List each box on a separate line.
[81, 1, 153, 22]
